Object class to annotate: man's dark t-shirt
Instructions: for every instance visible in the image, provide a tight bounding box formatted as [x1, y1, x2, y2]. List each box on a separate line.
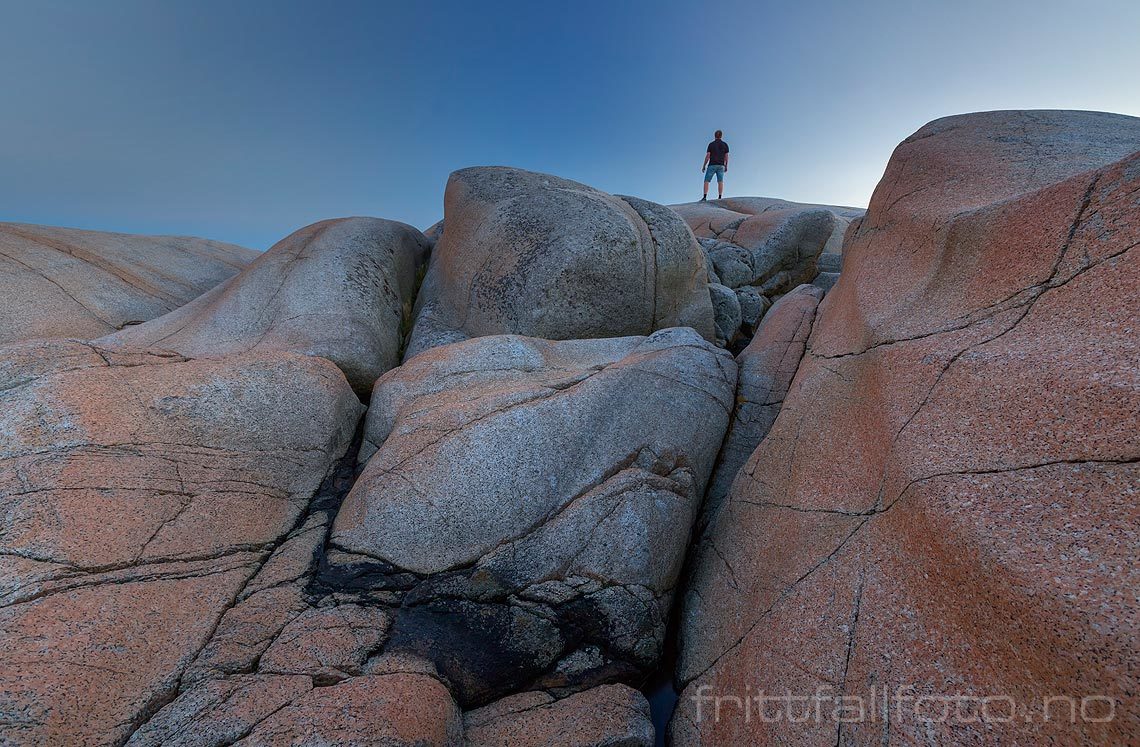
[707, 139, 729, 166]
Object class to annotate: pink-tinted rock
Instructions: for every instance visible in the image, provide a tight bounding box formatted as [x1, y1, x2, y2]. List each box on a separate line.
[258, 604, 392, 681]
[0, 221, 256, 345]
[181, 585, 313, 688]
[464, 684, 654, 746]
[235, 672, 462, 746]
[674, 110, 1140, 744]
[126, 674, 314, 747]
[0, 339, 362, 745]
[130, 665, 460, 747]
[0, 561, 257, 746]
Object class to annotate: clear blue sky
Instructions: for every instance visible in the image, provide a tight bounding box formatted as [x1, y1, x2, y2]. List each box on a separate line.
[2, 0, 1137, 250]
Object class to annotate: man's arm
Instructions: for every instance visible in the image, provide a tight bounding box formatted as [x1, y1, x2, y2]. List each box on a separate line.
[724, 152, 729, 172]
[702, 148, 710, 170]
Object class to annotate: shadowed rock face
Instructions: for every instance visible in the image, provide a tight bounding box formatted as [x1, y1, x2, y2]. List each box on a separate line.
[673, 110, 1140, 745]
[0, 222, 256, 345]
[699, 283, 825, 531]
[329, 328, 735, 705]
[404, 167, 715, 359]
[99, 217, 430, 396]
[0, 340, 362, 746]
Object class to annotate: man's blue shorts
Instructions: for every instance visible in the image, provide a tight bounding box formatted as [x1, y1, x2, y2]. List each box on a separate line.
[704, 164, 725, 183]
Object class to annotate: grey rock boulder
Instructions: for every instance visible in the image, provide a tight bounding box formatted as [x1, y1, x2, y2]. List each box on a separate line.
[404, 167, 715, 359]
[671, 196, 864, 257]
[735, 285, 770, 330]
[671, 197, 864, 296]
[708, 282, 742, 343]
[816, 251, 842, 273]
[424, 219, 445, 244]
[327, 328, 735, 704]
[99, 217, 430, 396]
[0, 221, 256, 345]
[706, 241, 754, 288]
[749, 208, 836, 293]
[811, 270, 841, 292]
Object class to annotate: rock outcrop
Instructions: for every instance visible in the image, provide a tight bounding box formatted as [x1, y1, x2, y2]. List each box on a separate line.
[464, 684, 655, 747]
[671, 196, 862, 258]
[329, 328, 735, 704]
[674, 110, 1140, 744]
[0, 222, 256, 345]
[404, 167, 715, 358]
[0, 339, 362, 746]
[670, 197, 863, 345]
[131, 666, 463, 747]
[3, 108, 1137, 747]
[699, 283, 824, 530]
[100, 217, 429, 396]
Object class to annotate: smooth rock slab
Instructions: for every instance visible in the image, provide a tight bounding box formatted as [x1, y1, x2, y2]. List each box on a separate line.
[674, 110, 1140, 745]
[328, 328, 735, 703]
[404, 167, 714, 358]
[0, 221, 256, 345]
[100, 217, 429, 396]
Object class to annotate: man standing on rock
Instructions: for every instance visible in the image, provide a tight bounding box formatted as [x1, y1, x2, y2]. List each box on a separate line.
[701, 130, 729, 201]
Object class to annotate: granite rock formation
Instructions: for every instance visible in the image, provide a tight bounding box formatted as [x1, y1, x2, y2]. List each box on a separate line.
[331, 328, 735, 705]
[0, 222, 256, 345]
[670, 197, 863, 345]
[100, 217, 429, 396]
[0, 340, 362, 745]
[405, 167, 715, 358]
[673, 109, 1140, 745]
[2, 113, 1137, 746]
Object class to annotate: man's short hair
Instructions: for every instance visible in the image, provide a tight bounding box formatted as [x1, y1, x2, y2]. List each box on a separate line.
[714, 130, 723, 138]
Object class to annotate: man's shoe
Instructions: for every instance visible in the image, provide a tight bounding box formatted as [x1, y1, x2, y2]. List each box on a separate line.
[700, 196, 707, 201]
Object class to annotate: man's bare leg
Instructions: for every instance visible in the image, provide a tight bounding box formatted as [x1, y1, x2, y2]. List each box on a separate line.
[718, 175, 724, 199]
[703, 180, 710, 199]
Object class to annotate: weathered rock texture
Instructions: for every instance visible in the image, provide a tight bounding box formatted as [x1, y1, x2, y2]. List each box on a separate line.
[671, 197, 863, 259]
[100, 217, 429, 395]
[674, 110, 1140, 745]
[670, 197, 863, 343]
[131, 666, 463, 747]
[0, 339, 362, 746]
[329, 328, 735, 705]
[700, 283, 824, 530]
[405, 167, 715, 358]
[464, 684, 654, 747]
[0, 222, 256, 345]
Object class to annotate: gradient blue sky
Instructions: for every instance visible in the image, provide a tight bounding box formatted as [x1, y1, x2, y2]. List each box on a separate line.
[2, 0, 1137, 249]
